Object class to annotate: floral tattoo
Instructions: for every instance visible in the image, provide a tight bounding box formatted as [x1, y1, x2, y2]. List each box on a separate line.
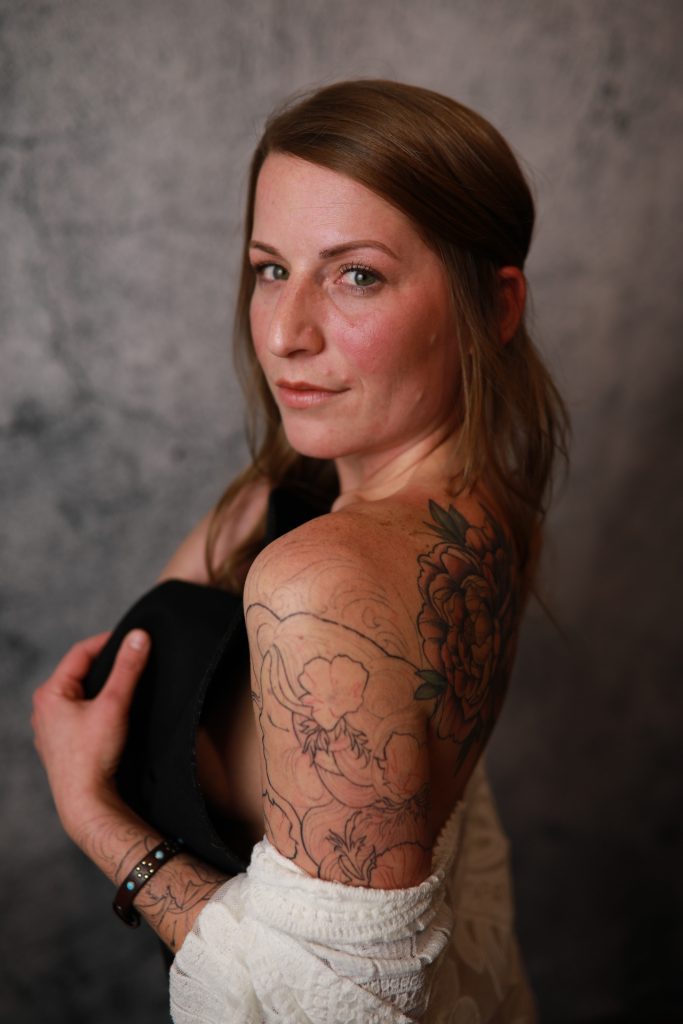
[246, 607, 432, 888]
[415, 500, 518, 763]
[246, 498, 517, 887]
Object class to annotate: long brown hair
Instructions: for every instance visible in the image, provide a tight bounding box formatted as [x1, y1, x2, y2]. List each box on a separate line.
[208, 79, 569, 593]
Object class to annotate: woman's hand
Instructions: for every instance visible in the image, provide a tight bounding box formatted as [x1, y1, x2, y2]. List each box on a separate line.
[32, 629, 151, 842]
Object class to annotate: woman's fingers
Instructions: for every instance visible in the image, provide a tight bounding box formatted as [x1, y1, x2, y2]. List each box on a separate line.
[45, 632, 112, 698]
[32, 630, 152, 836]
[97, 630, 151, 717]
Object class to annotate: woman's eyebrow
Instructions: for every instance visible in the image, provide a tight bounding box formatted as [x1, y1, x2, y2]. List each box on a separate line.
[318, 240, 399, 260]
[249, 239, 399, 260]
[249, 241, 281, 257]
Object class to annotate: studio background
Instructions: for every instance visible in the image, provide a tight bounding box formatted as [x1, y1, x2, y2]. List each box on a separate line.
[2, 1, 681, 1021]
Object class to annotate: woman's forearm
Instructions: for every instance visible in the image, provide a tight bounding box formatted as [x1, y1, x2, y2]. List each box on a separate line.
[32, 634, 230, 952]
[73, 796, 229, 953]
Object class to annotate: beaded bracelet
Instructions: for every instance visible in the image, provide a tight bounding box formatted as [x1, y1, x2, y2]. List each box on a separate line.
[113, 838, 183, 927]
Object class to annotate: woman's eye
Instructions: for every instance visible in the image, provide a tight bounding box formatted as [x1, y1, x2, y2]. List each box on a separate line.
[340, 265, 381, 290]
[253, 262, 288, 282]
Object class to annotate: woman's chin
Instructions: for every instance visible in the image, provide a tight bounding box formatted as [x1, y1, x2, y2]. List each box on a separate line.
[281, 426, 354, 463]
[285, 440, 348, 462]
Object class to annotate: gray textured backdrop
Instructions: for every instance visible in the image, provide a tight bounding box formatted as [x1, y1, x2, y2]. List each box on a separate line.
[2, 1, 681, 1021]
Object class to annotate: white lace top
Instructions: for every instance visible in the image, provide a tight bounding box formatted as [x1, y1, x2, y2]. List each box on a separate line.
[170, 761, 536, 1023]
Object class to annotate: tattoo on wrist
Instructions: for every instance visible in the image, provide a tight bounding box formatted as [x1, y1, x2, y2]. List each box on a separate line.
[75, 815, 225, 950]
[133, 859, 225, 950]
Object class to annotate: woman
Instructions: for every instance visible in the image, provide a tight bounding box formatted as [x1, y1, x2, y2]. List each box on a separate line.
[32, 80, 568, 1021]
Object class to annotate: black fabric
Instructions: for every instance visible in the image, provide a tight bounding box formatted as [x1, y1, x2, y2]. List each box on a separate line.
[81, 484, 331, 875]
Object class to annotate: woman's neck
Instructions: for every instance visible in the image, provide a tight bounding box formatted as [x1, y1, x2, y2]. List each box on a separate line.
[331, 423, 464, 511]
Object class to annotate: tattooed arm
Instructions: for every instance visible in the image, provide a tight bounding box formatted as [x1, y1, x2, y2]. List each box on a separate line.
[32, 631, 228, 953]
[244, 517, 434, 890]
[243, 496, 520, 891]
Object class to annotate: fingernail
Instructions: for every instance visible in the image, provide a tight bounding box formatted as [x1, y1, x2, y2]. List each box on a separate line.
[128, 630, 148, 651]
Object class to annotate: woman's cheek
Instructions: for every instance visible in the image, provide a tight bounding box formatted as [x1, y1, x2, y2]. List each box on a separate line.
[327, 308, 404, 373]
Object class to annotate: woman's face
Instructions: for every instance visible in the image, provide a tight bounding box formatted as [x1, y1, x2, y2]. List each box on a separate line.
[249, 153, 461, 466]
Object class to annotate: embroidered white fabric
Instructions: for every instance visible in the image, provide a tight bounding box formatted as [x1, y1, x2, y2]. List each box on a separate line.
[169, 761, 536, 1023]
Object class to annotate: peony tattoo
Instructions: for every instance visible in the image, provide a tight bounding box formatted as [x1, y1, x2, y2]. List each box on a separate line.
[415, 500, 518, 758]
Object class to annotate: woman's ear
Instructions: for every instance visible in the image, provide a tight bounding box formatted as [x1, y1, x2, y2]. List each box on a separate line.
[497, 267, 526, 344]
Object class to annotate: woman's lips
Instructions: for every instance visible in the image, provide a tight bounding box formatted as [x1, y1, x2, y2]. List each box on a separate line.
[274, 381, 347, 409]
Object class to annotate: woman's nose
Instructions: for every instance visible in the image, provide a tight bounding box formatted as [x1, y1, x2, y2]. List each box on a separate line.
[266, 280, 324, 357]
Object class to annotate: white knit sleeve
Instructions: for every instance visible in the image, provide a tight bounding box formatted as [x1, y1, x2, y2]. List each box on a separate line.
[170, 762, 538, 1024]
[169, 804, 465, 1024]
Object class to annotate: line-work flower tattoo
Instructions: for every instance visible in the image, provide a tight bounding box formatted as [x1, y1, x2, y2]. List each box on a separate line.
[246, 606, 432, 886]
[415, 500, 518, 757]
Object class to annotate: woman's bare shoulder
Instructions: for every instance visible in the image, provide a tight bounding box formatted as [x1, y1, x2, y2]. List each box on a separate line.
[248, 485, 512, 585]
[245, 501, 416, 662]
[159, 477, 270, 584]
[245, 486, 517, 655]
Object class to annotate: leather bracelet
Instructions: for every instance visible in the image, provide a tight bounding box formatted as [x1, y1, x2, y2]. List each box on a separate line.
[113, 838, 183, 927]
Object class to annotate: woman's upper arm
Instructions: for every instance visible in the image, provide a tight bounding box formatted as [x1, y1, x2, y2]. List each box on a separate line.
[244, 524, 432, 891]
[157, 510, 215, 584]
[158, 478, 270, 584]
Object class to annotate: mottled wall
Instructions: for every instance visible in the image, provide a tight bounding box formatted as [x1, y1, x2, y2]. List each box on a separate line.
[2, 1, 681, 1021]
